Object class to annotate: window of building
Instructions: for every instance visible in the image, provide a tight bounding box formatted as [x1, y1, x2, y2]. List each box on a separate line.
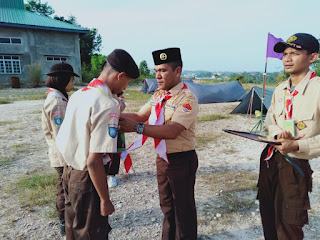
[0, 37, 22, 44]
[46, 56, 68, 62]
[0, 55, 21, 74]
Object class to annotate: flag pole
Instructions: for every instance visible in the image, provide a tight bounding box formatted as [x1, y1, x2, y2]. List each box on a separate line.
[251, 36, 269, 133]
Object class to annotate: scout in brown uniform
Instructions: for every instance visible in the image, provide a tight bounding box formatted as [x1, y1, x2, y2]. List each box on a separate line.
[258, 33, 320, 240]
[120, 48, 199, 240]
[56, 49, 139, 240]
[41, 62, 79, 235]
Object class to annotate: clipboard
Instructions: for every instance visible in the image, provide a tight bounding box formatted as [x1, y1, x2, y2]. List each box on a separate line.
[223, 129, 281, 145]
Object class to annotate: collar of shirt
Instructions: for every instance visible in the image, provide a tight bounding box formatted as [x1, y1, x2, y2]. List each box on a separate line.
[50, 88, 67, 100]
[282, 70, 314, 95]
[159, 81, 184, 97]
[92, 78, 113, 96]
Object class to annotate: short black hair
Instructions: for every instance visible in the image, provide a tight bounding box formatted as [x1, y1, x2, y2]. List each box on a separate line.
[167, 60, 183, 71]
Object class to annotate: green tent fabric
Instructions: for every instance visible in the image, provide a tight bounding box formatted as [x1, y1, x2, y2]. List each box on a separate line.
[231, 86, 275, 114]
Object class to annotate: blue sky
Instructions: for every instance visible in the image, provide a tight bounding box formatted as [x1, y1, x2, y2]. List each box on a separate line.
[25, 0, 320, 72]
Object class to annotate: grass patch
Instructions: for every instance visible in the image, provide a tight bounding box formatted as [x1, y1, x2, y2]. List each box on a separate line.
[197, 114, 230, 121]
[0, 154, 12, 166]
[0, 120, 19, 126]
[196, 133, 222, 148]
[12, 173, 56, 207]
[199, 170, 257, 193]
[123, 89, 151, 101]
[12, 144, 28, 153]
[223, 192, 255, 213]
[8, 126, 25, 131]
[0, 98, 12, 104]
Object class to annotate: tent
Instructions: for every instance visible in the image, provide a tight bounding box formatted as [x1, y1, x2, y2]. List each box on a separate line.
[231, 86, 275, 114]
[141, 79, 246, 104]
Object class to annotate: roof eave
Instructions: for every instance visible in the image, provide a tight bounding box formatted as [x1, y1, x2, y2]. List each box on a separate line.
[0, 22, 89, 34]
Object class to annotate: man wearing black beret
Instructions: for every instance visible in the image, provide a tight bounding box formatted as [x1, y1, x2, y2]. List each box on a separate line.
[258, 33, 320, 239]
[120, 47, 199, 239]
[56, 49, 139, 239]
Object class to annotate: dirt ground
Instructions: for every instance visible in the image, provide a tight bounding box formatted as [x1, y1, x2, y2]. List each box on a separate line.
[1, 87, 320, 240]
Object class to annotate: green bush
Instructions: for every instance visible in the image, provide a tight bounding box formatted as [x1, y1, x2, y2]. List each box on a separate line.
[26, 63, 43, 87]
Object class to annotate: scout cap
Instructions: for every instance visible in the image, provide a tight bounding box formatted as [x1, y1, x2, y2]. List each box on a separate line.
[107, 49, 140, 79]
[46, 62, 80, 77]
[274, 33, 320, 53]
[152, 47, 182, 65]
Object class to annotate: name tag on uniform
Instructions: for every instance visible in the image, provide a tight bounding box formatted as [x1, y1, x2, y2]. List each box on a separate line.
[284, 119, 295, 137]
[165, 105, 175, 110]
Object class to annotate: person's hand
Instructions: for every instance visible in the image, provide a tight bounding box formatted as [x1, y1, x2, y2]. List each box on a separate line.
[119, 117, 138, 133]
[277, 130, 293, 139]
[272, 134, 305, 155]
[100, 199, 115, 216]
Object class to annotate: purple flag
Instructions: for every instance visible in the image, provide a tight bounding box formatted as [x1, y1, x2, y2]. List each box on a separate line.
[266, 33, 283, 59]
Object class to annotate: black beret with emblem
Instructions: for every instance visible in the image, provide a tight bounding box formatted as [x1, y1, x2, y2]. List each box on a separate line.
[107, 49, 140, 79]
[152, 47, 182, 65]
[274, 33, 319, 53]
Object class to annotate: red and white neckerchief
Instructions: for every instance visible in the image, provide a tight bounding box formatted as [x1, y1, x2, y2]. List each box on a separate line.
[83, 79, 133, 172]
[264, 72, 317, 165]
[124, 83, 188, 164]
[46, 89, 68, 102]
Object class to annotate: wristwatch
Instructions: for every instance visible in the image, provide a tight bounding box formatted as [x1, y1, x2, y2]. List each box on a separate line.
[135, 122, 144, 134]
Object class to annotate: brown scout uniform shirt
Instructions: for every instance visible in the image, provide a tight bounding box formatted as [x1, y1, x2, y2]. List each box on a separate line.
[264, 70, 320, 160]
[139, 81, 199, 153]
[41, 89, 67, 167]
[56, 84, 120, 171]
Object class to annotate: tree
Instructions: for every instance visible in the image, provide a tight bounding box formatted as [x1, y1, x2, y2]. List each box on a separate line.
[25, 0, 54, 17]
[234, 74, 244, 84]
[80, 29, 102, 66]
[53, 15, 77, 25]
[139, 60, 150, 77]
[276, 71, 290, 83]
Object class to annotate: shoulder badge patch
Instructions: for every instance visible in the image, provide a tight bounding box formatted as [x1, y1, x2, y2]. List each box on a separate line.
[54, 117, 62, 125]
[182, 103, 192, 112]
[108, 124, 118, 138]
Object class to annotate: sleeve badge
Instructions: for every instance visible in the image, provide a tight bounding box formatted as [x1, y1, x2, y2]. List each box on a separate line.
[182, 103, 192, 112]
[54, 117, 62, 125]
[108, 124, 118, 138]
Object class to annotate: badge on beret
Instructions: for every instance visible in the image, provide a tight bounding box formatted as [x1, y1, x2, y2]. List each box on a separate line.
[160, 53, 167, 61]
[108, 124, 118, 138]
[182, 103, 192, 112]
[54, 117, 62, 125]
[287, 35, 297, 43]
[296, 121, 307, 130]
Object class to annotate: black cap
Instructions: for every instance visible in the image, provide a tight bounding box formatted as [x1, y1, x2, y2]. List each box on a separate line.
[274, 33, 319, 53]
[107, 49, 140, 79]
[152, 48, 182, 65]
[46, 62, 80, 77]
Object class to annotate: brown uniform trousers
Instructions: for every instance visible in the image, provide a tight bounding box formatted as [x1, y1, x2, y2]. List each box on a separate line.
[258, 145, 313, 240]
[156, 150, 198, 240]
[63, 165, 111, 240]
[55, 167, 65, 220]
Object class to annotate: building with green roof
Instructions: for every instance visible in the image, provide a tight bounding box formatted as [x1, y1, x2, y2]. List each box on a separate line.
[0, 0, 88, 84]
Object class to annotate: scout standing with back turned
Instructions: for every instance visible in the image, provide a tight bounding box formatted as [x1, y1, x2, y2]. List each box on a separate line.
[41, 62, 79, 235]
[258, 33, 320, 240]
[120, 47, 199, 240]
[56, 49, 139, 240]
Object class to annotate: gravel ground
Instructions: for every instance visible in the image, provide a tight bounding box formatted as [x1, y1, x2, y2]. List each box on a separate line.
[0, 87, 320, 240]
